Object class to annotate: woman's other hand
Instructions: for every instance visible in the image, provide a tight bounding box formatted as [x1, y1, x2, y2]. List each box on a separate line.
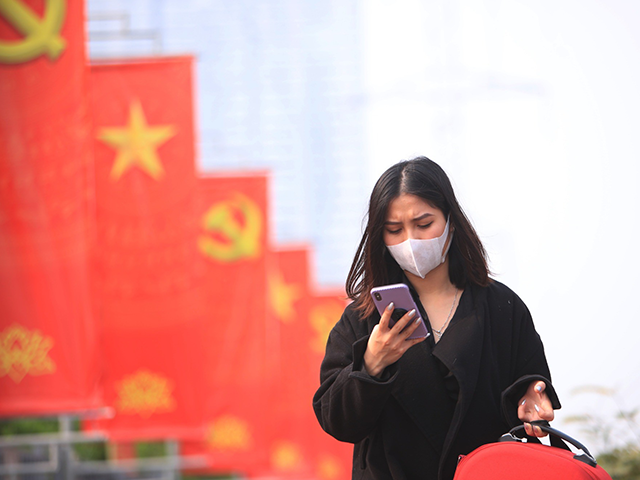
[363, 303, 427, 378]
[518, 380, 555, 436]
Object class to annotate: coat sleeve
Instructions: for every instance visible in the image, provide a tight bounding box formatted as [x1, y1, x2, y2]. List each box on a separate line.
[499, 292, 561, 427]
[312, 306, 399, 444]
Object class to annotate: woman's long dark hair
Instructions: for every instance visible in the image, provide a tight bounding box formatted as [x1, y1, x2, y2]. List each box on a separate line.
[346, 157, 490, 317]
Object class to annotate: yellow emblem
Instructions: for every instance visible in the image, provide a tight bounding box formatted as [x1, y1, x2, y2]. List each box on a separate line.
[317, 454, 342, 480]
[0, 0, 67, 64]
[115, 370, 176, 418]
[310, 301, 343, 354]
[271, 441, 303, 471]
[97, 99, 176, 180]
[198, 192, 263, 262]
[206, 415, 252, 451]
[0, 324, 56, 383]
[268, 271, 301, 323]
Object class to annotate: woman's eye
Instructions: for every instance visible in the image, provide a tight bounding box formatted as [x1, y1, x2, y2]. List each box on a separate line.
[418, 222, 433, 229]
[386, 228, 401, 235]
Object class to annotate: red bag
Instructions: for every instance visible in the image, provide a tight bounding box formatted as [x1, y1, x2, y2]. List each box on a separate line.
[454, 423, 612, 480]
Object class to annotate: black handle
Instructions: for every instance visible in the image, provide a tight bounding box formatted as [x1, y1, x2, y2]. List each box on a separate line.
[503, 421, 597, 467]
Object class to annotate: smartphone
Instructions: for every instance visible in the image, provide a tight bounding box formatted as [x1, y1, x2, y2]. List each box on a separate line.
[370, 284, 429, 339]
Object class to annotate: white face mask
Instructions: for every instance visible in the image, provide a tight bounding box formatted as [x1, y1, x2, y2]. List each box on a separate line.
[386, 218, 453, 278]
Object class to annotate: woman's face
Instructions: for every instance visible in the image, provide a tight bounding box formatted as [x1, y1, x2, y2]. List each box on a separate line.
[383, 193, 447, 246]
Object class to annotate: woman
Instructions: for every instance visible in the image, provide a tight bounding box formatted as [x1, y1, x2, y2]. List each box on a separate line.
[313, 157, 561, 480]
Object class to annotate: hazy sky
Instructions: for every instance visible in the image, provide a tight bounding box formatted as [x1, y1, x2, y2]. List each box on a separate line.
[359, 0, 640, 447]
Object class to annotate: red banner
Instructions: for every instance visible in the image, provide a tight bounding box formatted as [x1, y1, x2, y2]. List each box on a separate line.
[252, 245, 352, 480]
[86, 56, 207, 440]
[305, 291, 353, 480]
[254, 246, 353, 480]
[182, 233, 352, 479]
[262, 246, 315, 478]
[182, 172, 274, 474]
[0, 0, 102, 415]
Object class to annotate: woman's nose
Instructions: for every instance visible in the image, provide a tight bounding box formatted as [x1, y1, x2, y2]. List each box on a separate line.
[406, 228, 421, 241]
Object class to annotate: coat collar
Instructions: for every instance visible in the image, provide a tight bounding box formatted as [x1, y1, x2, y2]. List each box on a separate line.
[434, 301, 485, 458]
[391, 340, 454, 454]
[390, 282, 486, 460]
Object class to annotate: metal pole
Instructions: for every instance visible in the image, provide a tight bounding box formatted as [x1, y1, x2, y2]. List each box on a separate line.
[166, 439, 179, 480]
[3, 447, 19, 480]
[59, 415, 74, 480]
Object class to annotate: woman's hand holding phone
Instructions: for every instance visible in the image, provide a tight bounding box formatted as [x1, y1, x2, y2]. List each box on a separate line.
[364, 302, 427, 378]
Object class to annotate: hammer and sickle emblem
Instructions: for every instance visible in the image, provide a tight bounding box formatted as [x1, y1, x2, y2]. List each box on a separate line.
[0, 0, 67, 64]
[198, 193, 263, 262]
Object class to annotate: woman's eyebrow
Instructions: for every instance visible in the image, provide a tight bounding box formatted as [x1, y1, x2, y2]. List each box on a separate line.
[413, 213, 434, 221]
[384, 213, 434, 225]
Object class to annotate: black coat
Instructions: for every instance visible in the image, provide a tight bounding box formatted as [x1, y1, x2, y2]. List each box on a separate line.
[313, 280, 561, 480]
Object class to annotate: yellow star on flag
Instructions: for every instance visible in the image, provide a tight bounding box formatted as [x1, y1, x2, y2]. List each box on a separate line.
[310, 302, 343, 353]
[268, 272, 302, 323]
[97, 99, 176, 180]
[317, 454, 342, 480]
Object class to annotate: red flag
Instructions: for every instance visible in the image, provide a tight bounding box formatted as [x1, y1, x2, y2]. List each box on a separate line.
[182, 172, 274, 474]
[262, 246, 315, 478]
[257, 246, 353, 480]
[0, 0, 102, 414]
[87, 56, 207, 440]
[305, 291, 353, 480]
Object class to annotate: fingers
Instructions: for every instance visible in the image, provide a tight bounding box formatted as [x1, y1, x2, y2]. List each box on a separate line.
[533, 381, 546, 396]
[519, 380, 555, 437]
[403, 315, 427, 341]
[518, 397, 549, 421]
[517, 398, 531, 422]
[406, 335, 428, 347]
[380, 304, 426, 341]
[524, 422, 533, 437]
[366, 307, 424, 377]
[389, 308, 418, 335]
[370, 323, 380, 337]
[524, 422, 547, 437]
[378, 302, 394, 330]
[529, 381, 554, 421]
[523, 422, 546, 437]
[539, 402, 554, 422]
[368, 305, 425, 375]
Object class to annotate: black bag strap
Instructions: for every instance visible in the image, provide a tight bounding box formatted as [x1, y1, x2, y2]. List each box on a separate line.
[500, 421, 598, 467]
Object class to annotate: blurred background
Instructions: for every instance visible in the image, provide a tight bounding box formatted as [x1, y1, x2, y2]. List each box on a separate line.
[1, 0, 640, 478]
